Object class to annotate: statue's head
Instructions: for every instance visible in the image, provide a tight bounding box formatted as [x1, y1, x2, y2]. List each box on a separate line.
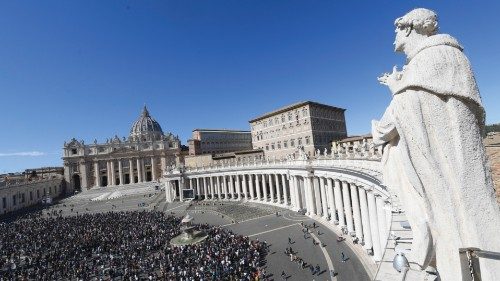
[394, 8, 438, 53]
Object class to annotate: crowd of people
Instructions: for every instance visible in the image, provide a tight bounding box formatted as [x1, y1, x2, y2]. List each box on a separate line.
[0, 211, 267, 280]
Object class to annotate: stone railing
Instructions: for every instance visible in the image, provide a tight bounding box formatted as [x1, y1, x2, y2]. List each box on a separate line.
[168, 146, 382, 176]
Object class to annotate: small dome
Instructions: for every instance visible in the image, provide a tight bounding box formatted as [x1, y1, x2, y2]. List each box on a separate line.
[130, 105, 163, 140]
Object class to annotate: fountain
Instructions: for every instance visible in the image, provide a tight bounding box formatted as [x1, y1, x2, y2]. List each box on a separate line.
[170, 213, 208, 246]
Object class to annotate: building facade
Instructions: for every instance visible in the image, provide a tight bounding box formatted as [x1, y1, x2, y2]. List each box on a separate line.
[187, 129, 253, 156]
[62, 106, 181, 193]
[249, 101, 347, 159]
[0, 176, 64, 215]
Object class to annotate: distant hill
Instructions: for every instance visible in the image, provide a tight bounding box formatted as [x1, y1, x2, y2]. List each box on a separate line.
[486, 123, 500, 134]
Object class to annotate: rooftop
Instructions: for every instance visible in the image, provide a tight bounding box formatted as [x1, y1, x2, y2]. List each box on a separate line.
[339, 134, 372, 143]
[192, 129, 251, 133]
[249, 101, 345, 123]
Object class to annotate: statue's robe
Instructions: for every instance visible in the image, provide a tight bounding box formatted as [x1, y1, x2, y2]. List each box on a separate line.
[373, 34, 500, 280]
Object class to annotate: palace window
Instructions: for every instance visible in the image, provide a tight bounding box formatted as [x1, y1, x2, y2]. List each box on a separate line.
[305, 136, 310, 145]
[284, 140, 288, 148]
[298, 137, 302, 145]
[290, 139, 295, 147]
[277, 141, 281, 149]
[271, 143, 275, 150]
[71, 149, 77, 155]
[266, 144, 269, 151]
[281, 115, 285, 122]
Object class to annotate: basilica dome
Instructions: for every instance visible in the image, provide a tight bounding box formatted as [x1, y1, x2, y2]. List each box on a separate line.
[130, 106, 164, 141]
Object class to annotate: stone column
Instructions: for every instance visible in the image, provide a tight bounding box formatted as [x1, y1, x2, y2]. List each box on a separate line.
[222, 175, 227, 199]
[94, 161, 101, 187]
[319, 178, 329, 219]
[350, 183, 363, 241]
[140, 158, 146, 182]
[305, 176, 315, 215]
[359, 187, 373, 251]
[281, 174, 288, 206]
[248, 175, 254, 200]
[376, 196, 387, 249]
[290, 176, 297, 208]
[229, 175, 235, 199]
[269, 174, 276, 203]
[235, 175, 241, 200]
[327, 178, 336, 221]
[203, 177, 208, 199]
[293, 176, 302, 209]
[79, 162, 88, 189]
[275, 174, 281, 204]
[256, 174, 262, 201]
[342, 181, 354, 234]
[334, 180, 345, 227]
[196, 178, 201, 196]
[105, 161, 110, 186]
[165, 181, 172, 202]
[136, 159, 143, 183]
[262, 174, 268, 202]
[129, 159, 134, 184]
[118, 160, 124, 185]
[151, 157, 157, 181]
[160, 157, 167, 175]
[313, 177, 322, 216]
[179, 179, 184, 201]
[367, 191, 382, 261]
[209, 176, 214, 200]
[216, 176, 221, 200]
[111, 161, 116, 186]
[242, 175, 248, 200]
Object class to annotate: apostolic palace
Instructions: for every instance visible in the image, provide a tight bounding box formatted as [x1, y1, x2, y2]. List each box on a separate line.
[62, 106, 181, 193]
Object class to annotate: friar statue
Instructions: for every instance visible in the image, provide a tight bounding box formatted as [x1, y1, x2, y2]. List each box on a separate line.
[372, 8, 500, 280]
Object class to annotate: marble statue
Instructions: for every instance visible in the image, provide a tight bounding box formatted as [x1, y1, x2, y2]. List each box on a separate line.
[372, 8, 500, 280]
[297, 146, 308, 160]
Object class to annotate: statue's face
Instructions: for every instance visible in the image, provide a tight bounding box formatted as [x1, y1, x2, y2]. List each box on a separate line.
[394, 27, 407, 53]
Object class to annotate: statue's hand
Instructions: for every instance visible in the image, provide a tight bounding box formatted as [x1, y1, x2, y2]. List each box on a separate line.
[378, 66, 402, 92]
[378, 73, 390, 85]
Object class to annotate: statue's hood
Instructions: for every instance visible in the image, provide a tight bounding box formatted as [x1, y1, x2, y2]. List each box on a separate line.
[408, 34, 463, 62]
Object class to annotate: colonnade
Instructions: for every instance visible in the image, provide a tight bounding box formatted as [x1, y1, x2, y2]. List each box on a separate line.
[89, 156, 167, 187]
[165, 171, 391, 261]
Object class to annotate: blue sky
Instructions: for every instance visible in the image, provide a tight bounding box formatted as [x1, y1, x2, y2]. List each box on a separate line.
[0, 1, 499, 173]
